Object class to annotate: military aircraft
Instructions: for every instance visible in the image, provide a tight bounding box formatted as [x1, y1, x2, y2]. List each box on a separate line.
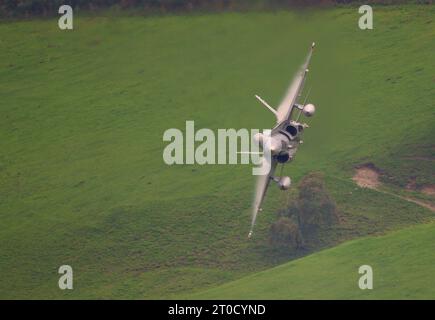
[248, 42, 317, 238]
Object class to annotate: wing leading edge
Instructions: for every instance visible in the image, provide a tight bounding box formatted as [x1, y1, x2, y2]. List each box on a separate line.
[249, 157, 278, 237]
[275, 42, 315, 123]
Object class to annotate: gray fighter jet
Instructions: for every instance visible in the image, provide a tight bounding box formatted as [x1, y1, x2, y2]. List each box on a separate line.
[248, 42, 317, 238]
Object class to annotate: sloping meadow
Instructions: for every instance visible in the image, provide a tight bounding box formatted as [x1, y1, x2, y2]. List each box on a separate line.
[0, 5, 433, 298]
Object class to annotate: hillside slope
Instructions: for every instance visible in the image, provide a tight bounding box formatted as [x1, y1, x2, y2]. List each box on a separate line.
[186, 222, 435, 299]
[0, 5, 433, 298]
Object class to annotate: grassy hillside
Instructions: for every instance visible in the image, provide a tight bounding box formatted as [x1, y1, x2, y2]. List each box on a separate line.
[0, 5, 433, 298]
[185, 222, 435, 299]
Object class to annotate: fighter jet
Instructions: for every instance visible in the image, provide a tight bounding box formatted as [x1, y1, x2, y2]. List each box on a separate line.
[248, 42, 317, 238]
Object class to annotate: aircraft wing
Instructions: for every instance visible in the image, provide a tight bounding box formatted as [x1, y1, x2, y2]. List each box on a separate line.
[275, 43, 315, 123]
[249, 156, 278, 237]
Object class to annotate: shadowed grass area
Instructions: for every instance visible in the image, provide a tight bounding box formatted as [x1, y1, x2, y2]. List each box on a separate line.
[184, 222, 435, 299]
[0, 5, 433, 298]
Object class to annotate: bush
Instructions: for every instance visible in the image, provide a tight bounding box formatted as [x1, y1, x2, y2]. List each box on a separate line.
[297, 172, 339, 230]
[276, 201, 300, 219]
[269, 217, 303, 249]
[269, 172, 338, 249]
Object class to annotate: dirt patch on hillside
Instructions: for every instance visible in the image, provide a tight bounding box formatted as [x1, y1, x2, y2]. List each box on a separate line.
[421, 185, 435, 196]
[406, 178, 435, 196]
[352, 163, 434, 212]
[352, 163, 381, 189]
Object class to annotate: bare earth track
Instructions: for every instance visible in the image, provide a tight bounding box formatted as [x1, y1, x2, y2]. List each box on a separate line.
[353, 165, 435, 212]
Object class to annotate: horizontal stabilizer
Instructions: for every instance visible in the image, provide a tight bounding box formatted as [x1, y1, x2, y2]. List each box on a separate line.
[255, 95, 278, 121]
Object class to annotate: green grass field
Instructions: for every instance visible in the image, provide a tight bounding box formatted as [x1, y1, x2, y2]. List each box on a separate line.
[0, 5, 434, 299]
[185, 222, 435, 299]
